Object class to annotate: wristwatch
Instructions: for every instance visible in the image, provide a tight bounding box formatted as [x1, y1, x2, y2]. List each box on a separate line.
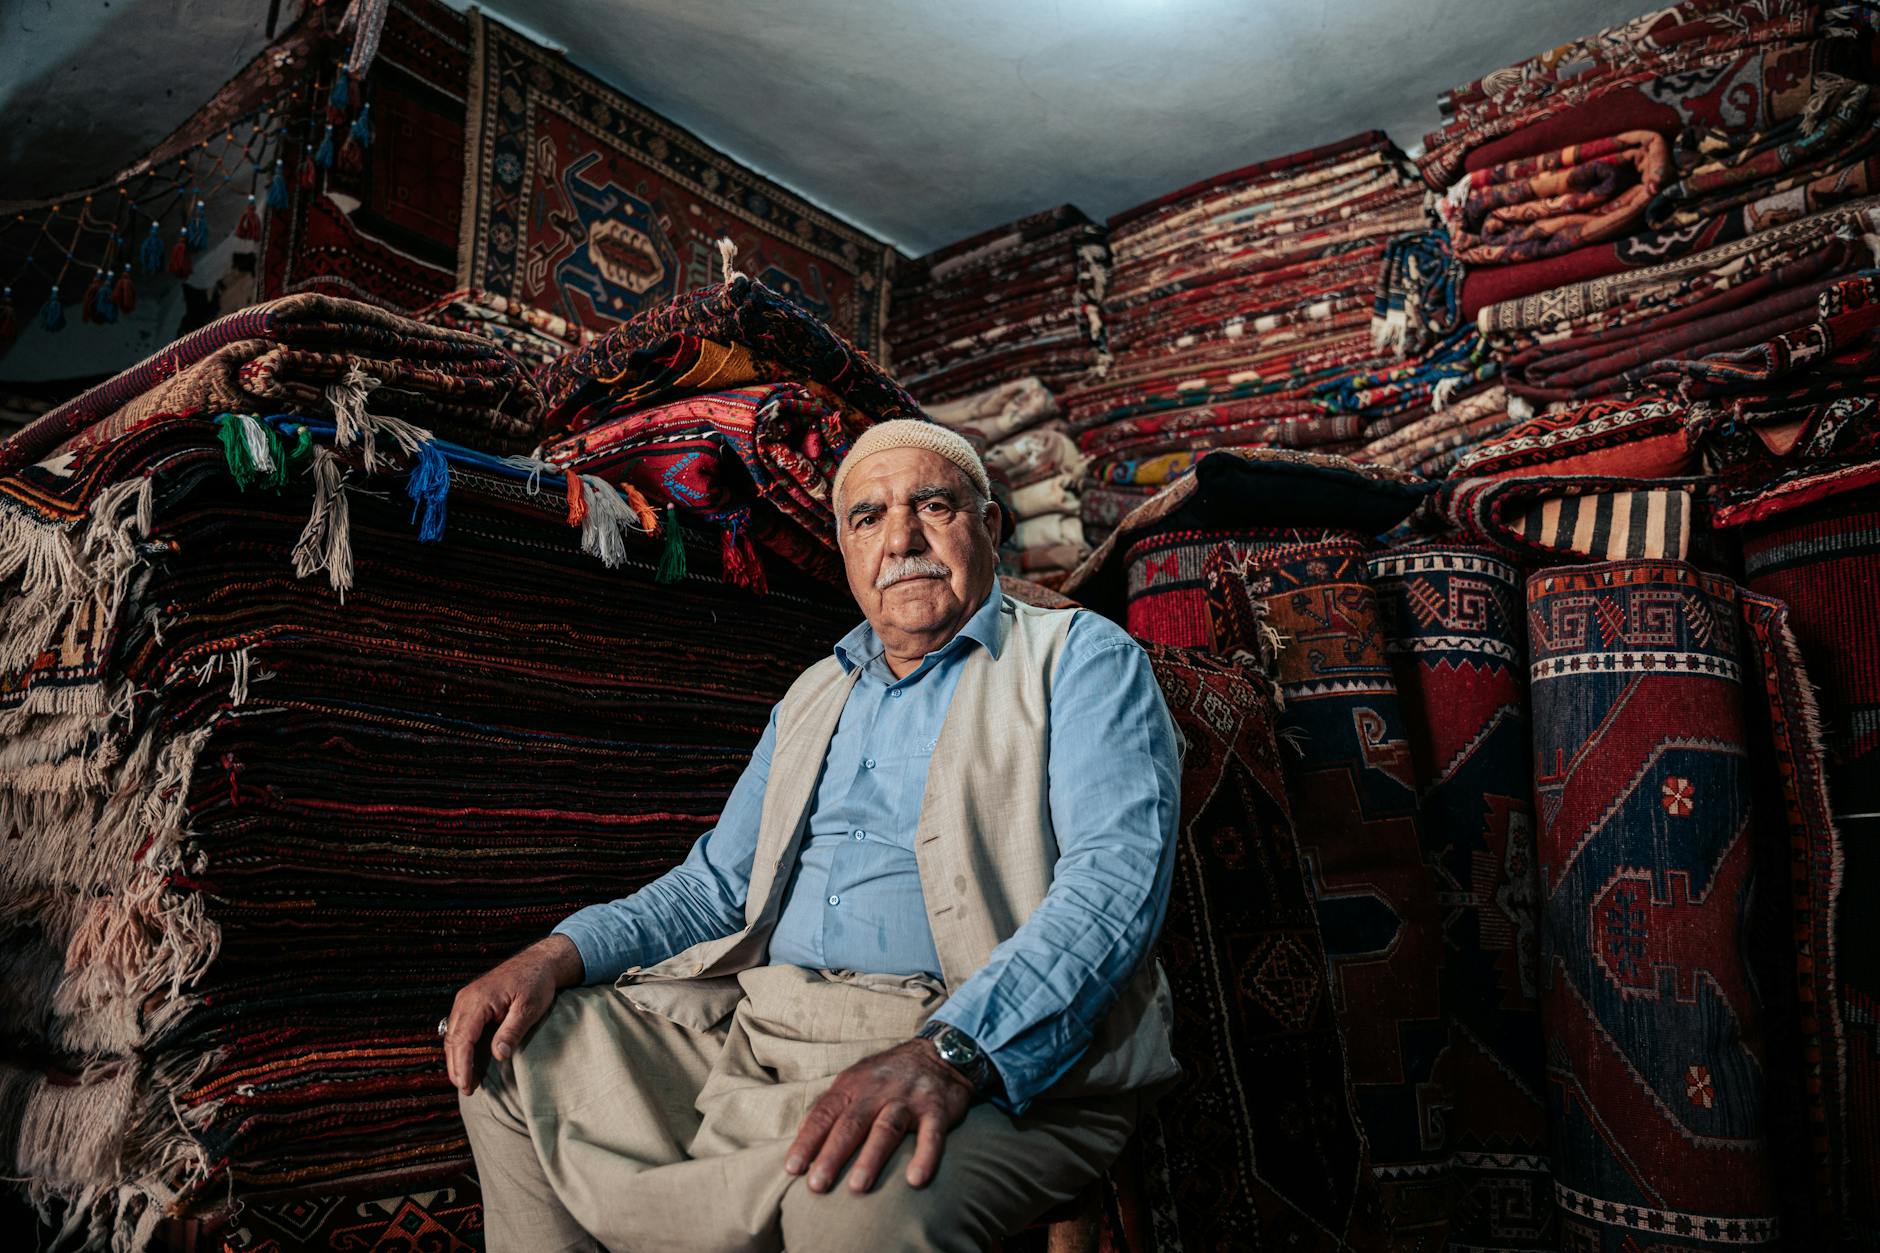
[917, 1021, 993, 1093]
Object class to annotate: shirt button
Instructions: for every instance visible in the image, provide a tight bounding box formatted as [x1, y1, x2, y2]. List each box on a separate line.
[853, 829, 866, 841]
[890, 689, 904, 699]
[863, 757, 876, 770]
[828, 894, 840, 906]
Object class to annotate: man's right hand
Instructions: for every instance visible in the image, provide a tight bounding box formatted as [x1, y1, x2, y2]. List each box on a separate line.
[444, 934, 585, 1095]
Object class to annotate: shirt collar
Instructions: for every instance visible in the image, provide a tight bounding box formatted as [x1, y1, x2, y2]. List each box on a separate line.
[833, 582, 1007, 676]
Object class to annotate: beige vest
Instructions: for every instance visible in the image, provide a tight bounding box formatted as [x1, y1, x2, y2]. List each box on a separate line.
[618, 593, 1178, 1100]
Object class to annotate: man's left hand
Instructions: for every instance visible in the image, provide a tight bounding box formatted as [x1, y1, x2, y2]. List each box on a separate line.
[784, 1039, 973, 1194]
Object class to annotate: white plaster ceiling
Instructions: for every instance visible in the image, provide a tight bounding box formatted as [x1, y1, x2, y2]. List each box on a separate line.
[5, 0, 1654, 256]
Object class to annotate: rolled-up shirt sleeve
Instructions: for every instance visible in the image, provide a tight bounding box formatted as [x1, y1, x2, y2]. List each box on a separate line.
[926, 620, 1180, 1112]
[552, 707, 776, 984]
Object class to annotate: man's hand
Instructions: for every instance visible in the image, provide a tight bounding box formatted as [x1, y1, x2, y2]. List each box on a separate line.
[783, 1039, 974, 1195]
[443, 934, 584, 1095]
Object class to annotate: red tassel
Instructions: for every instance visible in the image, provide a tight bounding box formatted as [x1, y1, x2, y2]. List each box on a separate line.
[81, 276, 103, 324]
[326, 104, 347, 127]
[112, 272, 137, 314]
[720, 525, 768, 594]
[167, 234, 192, 278]
[563, 470, 588, 527]
[236, 204, 262, 241]
[337, 134, 364, 177]
[299, 155, 317, 190]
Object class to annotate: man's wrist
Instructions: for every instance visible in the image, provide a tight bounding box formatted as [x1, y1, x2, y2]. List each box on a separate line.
[917, 1020, 994, 1095]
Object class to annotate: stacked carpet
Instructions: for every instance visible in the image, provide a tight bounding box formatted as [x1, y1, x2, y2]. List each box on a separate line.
[1419, 0, 1877, 320]
[886, 205, 1110, 404]
[0, 296, 866, 1245]
[1065, 131, 1460, 499]
[1063, 447, 1855, 1250]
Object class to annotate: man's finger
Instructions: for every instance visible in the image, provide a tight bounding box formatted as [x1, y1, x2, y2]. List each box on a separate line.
[784, 1091, 843, 1176]
[808, 1102, 878, 1193]
[445, 998, 496, 1095]
[905, 1110, 949, 1189]
[846, 1103, 913, 1194]
[489, 993, 539, 1062]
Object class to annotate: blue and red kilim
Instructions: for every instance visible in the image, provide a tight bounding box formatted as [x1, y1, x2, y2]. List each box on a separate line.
[1528, 561, 1781, 1250]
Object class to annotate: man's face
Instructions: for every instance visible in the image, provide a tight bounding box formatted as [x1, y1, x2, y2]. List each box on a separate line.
[836, 447, 1001, 655]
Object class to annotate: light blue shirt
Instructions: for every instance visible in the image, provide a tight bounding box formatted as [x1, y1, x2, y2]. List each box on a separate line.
[553, 586, 1181, 1111]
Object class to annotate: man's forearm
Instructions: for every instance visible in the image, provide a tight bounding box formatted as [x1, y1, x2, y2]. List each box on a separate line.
[521, 932, 586, 989]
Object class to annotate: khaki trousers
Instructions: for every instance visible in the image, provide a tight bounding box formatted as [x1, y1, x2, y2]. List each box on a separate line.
[459, 965, 1140, 1253]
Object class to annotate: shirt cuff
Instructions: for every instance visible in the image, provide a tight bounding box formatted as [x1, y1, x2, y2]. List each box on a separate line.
[550, 915, 620, 987]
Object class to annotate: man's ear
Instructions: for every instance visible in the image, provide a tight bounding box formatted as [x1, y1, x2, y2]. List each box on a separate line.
[981, 498, 1003, 546]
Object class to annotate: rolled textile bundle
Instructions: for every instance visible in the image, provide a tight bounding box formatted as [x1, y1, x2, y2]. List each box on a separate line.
[1014, 511, 1086, 551]
[984, 423, 1086, 486]
[924, 376, 1060, 444]
[413, 288, 594, 376]
[1007, 473, 1081, 519]
[1440, 130, 1673, 266]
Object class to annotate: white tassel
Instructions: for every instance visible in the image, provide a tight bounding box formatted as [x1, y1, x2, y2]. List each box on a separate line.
[1432, 376, 1463, 412]
[717, 237, 745, 284]
[1508, 394, 1537, 422]
[366, 411, 435, 460]
[325, 362, 383, 467]
[235, 413, 275, 476]
[503, 453, 561, 496]
[292, 446, 354, 599]
[576, 474, 640, 568]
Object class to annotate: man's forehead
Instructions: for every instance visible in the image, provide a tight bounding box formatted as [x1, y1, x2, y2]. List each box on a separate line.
[843, 448, 969, 502]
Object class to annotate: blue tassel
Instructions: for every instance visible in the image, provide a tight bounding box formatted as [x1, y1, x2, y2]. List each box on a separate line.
[405, 440, 449, 542]
[350, 102, 372, 150]
[95, 272, 117, 323]
[313, 124, 336, 170]
[267, 158, 290, 210]
[329, 67, 349, 113]
[186, 198, 208, 251]
[139, 223, 165, 275]
[41, 289, 64, 333]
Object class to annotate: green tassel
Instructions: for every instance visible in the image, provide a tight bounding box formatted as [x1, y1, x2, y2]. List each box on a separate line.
[258, 423, 292, 491]
[216, 414, 258, 489]
[284, 424, 315, 471]
[655, 505, 687, 584]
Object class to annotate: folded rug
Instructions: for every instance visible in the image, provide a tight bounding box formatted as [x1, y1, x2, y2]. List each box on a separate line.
[0, 293, 547, 474]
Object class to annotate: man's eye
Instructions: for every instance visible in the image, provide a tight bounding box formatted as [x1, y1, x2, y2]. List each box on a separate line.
[855, 514, 878, 527]
[922, 501, 951, 514]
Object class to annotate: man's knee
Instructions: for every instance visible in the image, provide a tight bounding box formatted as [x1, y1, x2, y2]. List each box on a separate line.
[779, 1170, 995, 1253]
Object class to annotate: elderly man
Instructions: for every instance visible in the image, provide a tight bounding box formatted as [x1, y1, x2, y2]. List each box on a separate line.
[448, 419, 1180, 1251]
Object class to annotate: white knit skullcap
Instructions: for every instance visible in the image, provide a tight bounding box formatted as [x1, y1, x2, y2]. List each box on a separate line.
[831, 419, 991, 514]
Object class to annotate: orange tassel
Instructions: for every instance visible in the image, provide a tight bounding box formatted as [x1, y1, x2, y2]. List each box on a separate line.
[620, 482, 659, 534]
[563, 470, 587, 527]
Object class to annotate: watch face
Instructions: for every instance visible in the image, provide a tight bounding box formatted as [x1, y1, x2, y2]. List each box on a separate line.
[938, 1028, 979, 1064]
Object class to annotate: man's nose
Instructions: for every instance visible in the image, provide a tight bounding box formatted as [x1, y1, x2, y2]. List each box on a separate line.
[885, 504, 926, 554]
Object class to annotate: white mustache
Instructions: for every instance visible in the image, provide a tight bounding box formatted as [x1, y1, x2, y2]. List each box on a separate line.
[876, 556, 952, 589]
